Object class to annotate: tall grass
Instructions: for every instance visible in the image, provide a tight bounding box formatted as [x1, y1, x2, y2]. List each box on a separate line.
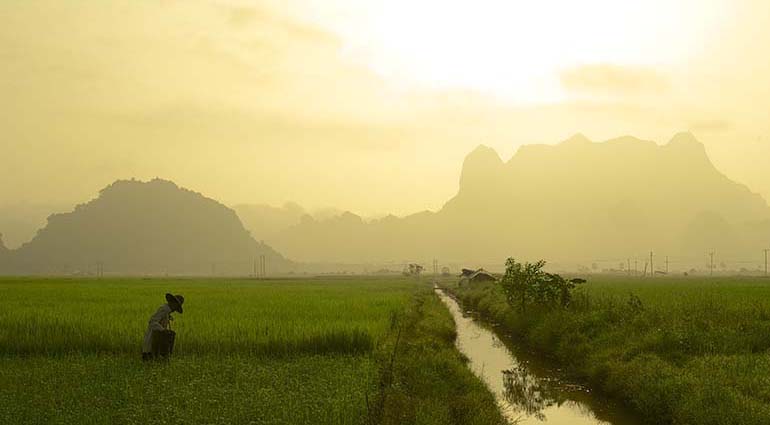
[0, 277, 507, 425]
[0, 354, 376, 424]
[370, 290, 507, 425]
[0, 277, 413, 356]
[449, 276, 770, 424]
[0, 277, 414, 425]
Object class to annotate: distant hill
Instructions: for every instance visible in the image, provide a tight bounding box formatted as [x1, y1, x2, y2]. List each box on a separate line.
[233, 202, 307, 242]
[0, 179, 291, 275]
[266, 133, 770, 265]
[232, 203, 349, 242]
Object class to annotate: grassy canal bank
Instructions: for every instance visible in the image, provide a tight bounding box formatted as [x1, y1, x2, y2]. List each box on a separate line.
[445, 276, 770, 425]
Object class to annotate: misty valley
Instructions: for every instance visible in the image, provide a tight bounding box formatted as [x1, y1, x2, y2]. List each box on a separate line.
[4, 1, 770, 423]
[2, 134, 770, 424]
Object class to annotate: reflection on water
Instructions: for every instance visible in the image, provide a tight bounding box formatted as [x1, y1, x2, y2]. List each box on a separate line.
[503, 365, 564, 421]
[435, 288, 640, 425]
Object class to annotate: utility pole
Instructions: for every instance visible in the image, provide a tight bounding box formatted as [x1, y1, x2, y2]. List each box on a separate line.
[634, 260, 638, 276]
[627, 258, 631, 276]
[260, 254, 266, 278]
[650, 251, 654, 278]
[253, 258, 257, 278]
[666, 256, 669, 275]
[764, 249, 768, 277]
[709, 251, 715, 276]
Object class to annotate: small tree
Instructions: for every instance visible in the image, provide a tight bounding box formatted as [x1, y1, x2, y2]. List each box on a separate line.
[499, 257, 584, 312]
[403, 263, 423, 278]
[499, 258, 546, 312]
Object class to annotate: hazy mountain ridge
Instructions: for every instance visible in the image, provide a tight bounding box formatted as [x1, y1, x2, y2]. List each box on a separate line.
[0, 203, 67, 249]
[232, 203, 348, 242]
[264, 133, 770, 264]
[233, 202, 308, 242]
[0, 178, 290, 275]
[2, 134, 766, 271]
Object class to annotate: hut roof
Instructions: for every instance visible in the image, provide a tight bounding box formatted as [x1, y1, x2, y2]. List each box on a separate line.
[470, 269, 495, 280]
[460, 268, 496, 282]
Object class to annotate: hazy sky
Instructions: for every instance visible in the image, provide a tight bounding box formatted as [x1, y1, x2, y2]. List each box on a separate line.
[2, 0, 769, 215]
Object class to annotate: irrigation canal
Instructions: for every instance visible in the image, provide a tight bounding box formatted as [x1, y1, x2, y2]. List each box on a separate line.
[435, 287, 643, 425]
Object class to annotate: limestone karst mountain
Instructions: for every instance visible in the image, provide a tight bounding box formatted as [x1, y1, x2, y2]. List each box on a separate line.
[0, 179, 290, 275]
[232, 202, 347, 242]
[263, 133, 770, 265]
[4, 134, 766, 272]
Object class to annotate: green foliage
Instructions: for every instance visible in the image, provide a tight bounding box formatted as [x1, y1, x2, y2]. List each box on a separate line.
[627, 293, 644, 314]
[0, 277, 415, 424]
[404, 263, 424, 277]
[0, 277, 413, 356]
[452, 276, 770, 424]
[498, 257, 583, 312]
[0, 277, 505, 425]
[371, 291, 506, 425]
[0, 354, 374, 425]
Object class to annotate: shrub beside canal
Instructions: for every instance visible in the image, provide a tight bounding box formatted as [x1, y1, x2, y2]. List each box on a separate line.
[448, 275, 770, 425]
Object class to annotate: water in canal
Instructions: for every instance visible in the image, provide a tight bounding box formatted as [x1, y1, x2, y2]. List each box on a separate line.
[435, 288, 642, 425]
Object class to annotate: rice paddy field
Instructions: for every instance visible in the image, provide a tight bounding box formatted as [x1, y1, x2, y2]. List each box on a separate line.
[0, 276, 503, 425]
[448, 275, 770, 425]
[0, 277, 415, 356]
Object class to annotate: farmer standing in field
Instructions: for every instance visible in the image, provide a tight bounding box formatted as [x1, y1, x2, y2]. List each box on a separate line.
[142, 293, 184, 361]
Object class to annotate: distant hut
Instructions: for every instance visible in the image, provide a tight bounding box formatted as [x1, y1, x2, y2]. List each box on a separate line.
[459, 268, 475, 278]
[459, 268, 497, 285]
[469, 269, 496, 283]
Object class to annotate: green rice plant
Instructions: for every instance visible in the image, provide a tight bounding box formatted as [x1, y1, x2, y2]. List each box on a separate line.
[0, 277, 414, 356]
[0, 353, 376, 425]
[0, 277, 505, 425]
